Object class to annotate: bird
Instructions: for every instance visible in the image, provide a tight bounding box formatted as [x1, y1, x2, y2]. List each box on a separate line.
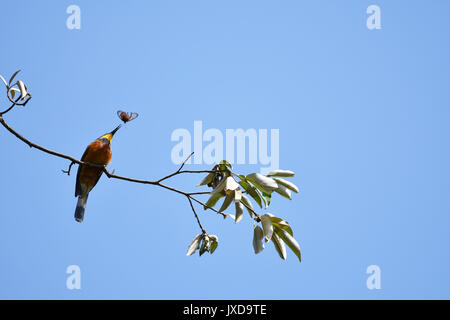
[74, 125, 121, 222]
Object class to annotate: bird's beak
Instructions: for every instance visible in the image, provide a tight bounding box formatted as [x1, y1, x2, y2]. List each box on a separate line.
[110, 124, 122, 136]
[99, 125, 122, 142]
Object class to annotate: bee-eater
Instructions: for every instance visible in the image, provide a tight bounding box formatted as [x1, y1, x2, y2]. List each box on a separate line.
[74, 125, 121, 222]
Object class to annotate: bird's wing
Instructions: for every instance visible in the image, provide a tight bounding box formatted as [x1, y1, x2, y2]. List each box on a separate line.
[75, 145, 90, 197]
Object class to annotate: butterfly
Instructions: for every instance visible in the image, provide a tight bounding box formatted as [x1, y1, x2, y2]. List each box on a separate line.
[117, 110, 139, 123]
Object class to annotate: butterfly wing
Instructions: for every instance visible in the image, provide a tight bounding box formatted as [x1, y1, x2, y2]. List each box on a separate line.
[116, 110, 138, 123]
[128, 112, 139, 121]
[117, 110, 125, 118]
[117, 110, 129, 122]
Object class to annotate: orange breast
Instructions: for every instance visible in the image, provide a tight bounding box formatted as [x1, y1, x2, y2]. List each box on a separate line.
[82, 139, 112, 165]
[78, 139, 112, 191]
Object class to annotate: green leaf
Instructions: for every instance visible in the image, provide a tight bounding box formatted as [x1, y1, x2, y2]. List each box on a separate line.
[271, 231, 287, 260]
[210, 241, 218, 254]
[204, 192, 225, 210]
[274, 184, 292, 200]
[10, 89, 15, 99]
[197, 172, 215, 186]
[218, 160, 232, 177]
[235, 201, 244, 223]
[270, 217, 293, 236]
[240, 195, 254, 217]
[256, 188, 272, 209]
[238, 179, 263, 209]
[211, 174, 227, 194]
[209, 235, 218, 254]
[199, 239, 207, 256]
[252, 226, 265, 254]
[219, 191, 234, 212]
[218, 160, 232, 169]
[275, 227, 301, 262]
[9, 70, 20, 85]
[234, 188, 242, 203]
[203, 176, 227, 208]
[245, 173, 275, 208]
[246, 173, 279, 192]
[267, 169, 295, 178]
[199, 236, 210, 256]
[273, 178, 299, 193]
[260, 214, 274, 242]
[186, 234, 202, 256]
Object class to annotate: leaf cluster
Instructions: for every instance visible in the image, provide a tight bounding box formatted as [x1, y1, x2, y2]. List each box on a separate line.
[190, 161, 301, 262]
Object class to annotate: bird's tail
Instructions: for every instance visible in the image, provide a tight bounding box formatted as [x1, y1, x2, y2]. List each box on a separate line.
[74, 194, 88, 223]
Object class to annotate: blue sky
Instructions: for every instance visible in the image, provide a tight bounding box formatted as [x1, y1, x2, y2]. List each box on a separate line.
[1, 0, 450, 299]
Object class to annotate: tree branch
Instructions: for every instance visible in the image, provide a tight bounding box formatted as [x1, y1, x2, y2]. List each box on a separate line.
[0, 110, 230, 233]
[0, 70, 302, 262]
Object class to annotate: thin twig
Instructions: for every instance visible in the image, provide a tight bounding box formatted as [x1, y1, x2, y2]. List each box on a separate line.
[188, 191, 211, 196]
[240, 199, 261, 221]
[62, 161, 75, 175]
[0, 102, 16, 116]
[187, 196, 205, 233]
[156, 152, 193, 183]
[178, 152, 194, 172]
